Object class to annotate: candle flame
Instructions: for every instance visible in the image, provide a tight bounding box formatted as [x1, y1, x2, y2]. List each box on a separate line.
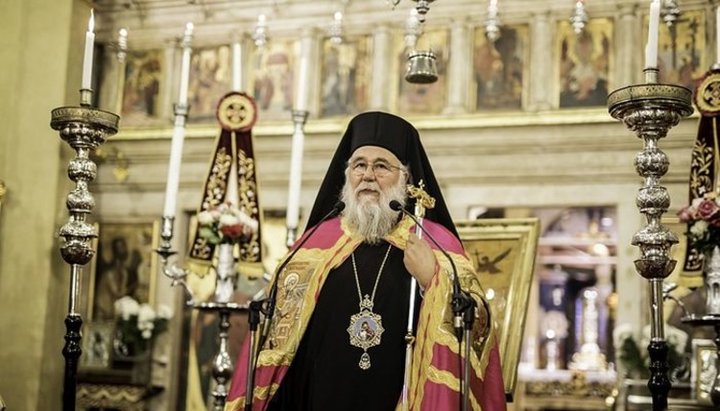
[88, 9, 95, 33]
[185, 22, 194, 35]
[119, 28, 128, 37]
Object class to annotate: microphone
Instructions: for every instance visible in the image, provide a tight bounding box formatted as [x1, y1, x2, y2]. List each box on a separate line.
[258, 200, 345, 348]
[390, 200, 468, 342]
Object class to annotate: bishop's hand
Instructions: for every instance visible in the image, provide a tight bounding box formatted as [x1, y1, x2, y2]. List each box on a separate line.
[403, 233, 437, 289]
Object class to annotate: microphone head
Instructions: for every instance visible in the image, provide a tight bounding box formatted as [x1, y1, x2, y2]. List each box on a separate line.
[389, 200, 403, 212]
[334, 201, 346, 214]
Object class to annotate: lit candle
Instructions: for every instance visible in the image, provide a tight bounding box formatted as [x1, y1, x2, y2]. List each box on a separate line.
[716, 6, 720, 65]
[162, 23, 194, 217]
[645, 0, 660, 69]
[81, 10, 95, 90]
[232, 34, 242, 92]
[295, 55, 310, 111]
[178, 22, 194, 105]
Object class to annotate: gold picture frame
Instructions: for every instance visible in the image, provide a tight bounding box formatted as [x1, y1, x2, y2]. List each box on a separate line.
[88, 221, 160, 321]
[456, 218, 540, 400]
[691, 338, 717, 404]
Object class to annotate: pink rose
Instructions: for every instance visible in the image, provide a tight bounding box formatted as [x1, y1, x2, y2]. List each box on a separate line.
[677, 206, 695, 222]
[697, 199, 720, 221]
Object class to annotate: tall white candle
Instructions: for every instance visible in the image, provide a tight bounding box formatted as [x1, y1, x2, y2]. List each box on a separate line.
[295, 55, 310, 111]
[232, 38, 242, 91]
[226, 160, 239, 206]
[716, 6, 720, 65]
[81, 10, 95, 90]
[286, 124, 305, 229]
[163, 125, 186, 217]
[178, 22, 194, 105]
[162, 23, 194, 217]
[645, 0, 660, 69]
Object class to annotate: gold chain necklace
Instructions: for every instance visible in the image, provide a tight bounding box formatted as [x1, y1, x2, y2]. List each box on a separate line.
[346, 243, 392, 370]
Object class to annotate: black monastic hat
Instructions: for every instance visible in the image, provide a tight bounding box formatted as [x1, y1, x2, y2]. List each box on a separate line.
[305, 111, 459, 239]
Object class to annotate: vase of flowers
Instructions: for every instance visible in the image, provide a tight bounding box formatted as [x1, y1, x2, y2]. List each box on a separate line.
[196, 203, 258, 302]
[112, 296, 172, 384]
[677, 192, 720, 314]
[196, 202, 258, 245]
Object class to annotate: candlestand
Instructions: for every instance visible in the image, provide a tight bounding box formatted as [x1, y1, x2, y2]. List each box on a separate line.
[50, 89, 119, 411]
[285, 109, 309, 247]
[156, 215, 249, 411]
[607, 68, 693, 411]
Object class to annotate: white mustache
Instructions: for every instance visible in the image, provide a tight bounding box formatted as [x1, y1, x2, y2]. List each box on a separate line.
[355, 182, 381, 194]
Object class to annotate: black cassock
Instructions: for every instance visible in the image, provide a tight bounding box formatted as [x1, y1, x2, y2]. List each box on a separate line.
[267, 241, 420, 411]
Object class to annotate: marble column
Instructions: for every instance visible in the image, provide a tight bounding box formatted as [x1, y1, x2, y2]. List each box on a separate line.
[444, 19, 471, 115]
[528, 11, 553, 111]
[370, 24, 392, 111]
[615, 2, 640, 88]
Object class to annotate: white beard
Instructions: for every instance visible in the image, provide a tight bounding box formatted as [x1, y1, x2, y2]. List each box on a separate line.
[340, 174, 407, 244]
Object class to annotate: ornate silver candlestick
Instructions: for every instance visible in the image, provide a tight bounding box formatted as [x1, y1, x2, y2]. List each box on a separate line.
[50, 89, 119, 411]
[608, 68, 693, 410]
[156, 217, 249, 411]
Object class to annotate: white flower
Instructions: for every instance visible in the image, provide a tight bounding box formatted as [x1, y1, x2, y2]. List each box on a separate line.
[690, 220, 709, 238]
[665, 324, 689, 354]
[612, 323, 635, 349]
[141, 329, 152, 339]
[114, 296, 140, 320]
[197, 210, 215, 225]
[157, 304, 173, 320]
[138, 303, 156, 324]
[218, 213, 240, 227]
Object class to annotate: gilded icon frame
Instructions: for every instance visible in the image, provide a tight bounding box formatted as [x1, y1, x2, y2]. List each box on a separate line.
[87, 221, 160, 321]
[691, 338, 717, 404]
[456, 218, 540, 400]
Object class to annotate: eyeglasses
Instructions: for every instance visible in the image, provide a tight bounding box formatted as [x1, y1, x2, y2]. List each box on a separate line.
[349, 160, 404, 178]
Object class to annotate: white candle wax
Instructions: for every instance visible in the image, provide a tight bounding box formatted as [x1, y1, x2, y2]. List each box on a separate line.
[178, 22, 194, 105]
[716, 6, 720, 65]
[286, 125, 305, 229]
[226, 160, 239, 206]
[232, 40, 242, 91]
[645, 0, 660, 69]
[295, 56, 310, 111]
[163, 125, 186, 217]
[81, 10, 95, 90]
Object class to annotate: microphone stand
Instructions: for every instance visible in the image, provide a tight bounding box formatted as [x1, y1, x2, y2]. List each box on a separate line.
[390, 199, 477, 411]
[244, 202, 345, 410]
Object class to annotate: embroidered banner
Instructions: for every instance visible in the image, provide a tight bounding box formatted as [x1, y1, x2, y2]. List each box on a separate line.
[187, 92, 264, 275]
[684, 70, 720, 271]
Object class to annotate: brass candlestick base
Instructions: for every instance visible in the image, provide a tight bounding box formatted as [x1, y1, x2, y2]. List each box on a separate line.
[608, 71, 692, 411]
[50, 89, 119, 411]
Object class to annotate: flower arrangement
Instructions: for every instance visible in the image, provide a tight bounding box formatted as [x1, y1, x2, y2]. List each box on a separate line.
[677, 192, 720, 254]
[113, 296, 172, 356]
[613, 323, 688, 380]
[196, 202, 258, 244]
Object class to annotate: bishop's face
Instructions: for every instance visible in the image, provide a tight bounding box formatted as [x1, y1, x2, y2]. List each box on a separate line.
[347, 146, 404, 204]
